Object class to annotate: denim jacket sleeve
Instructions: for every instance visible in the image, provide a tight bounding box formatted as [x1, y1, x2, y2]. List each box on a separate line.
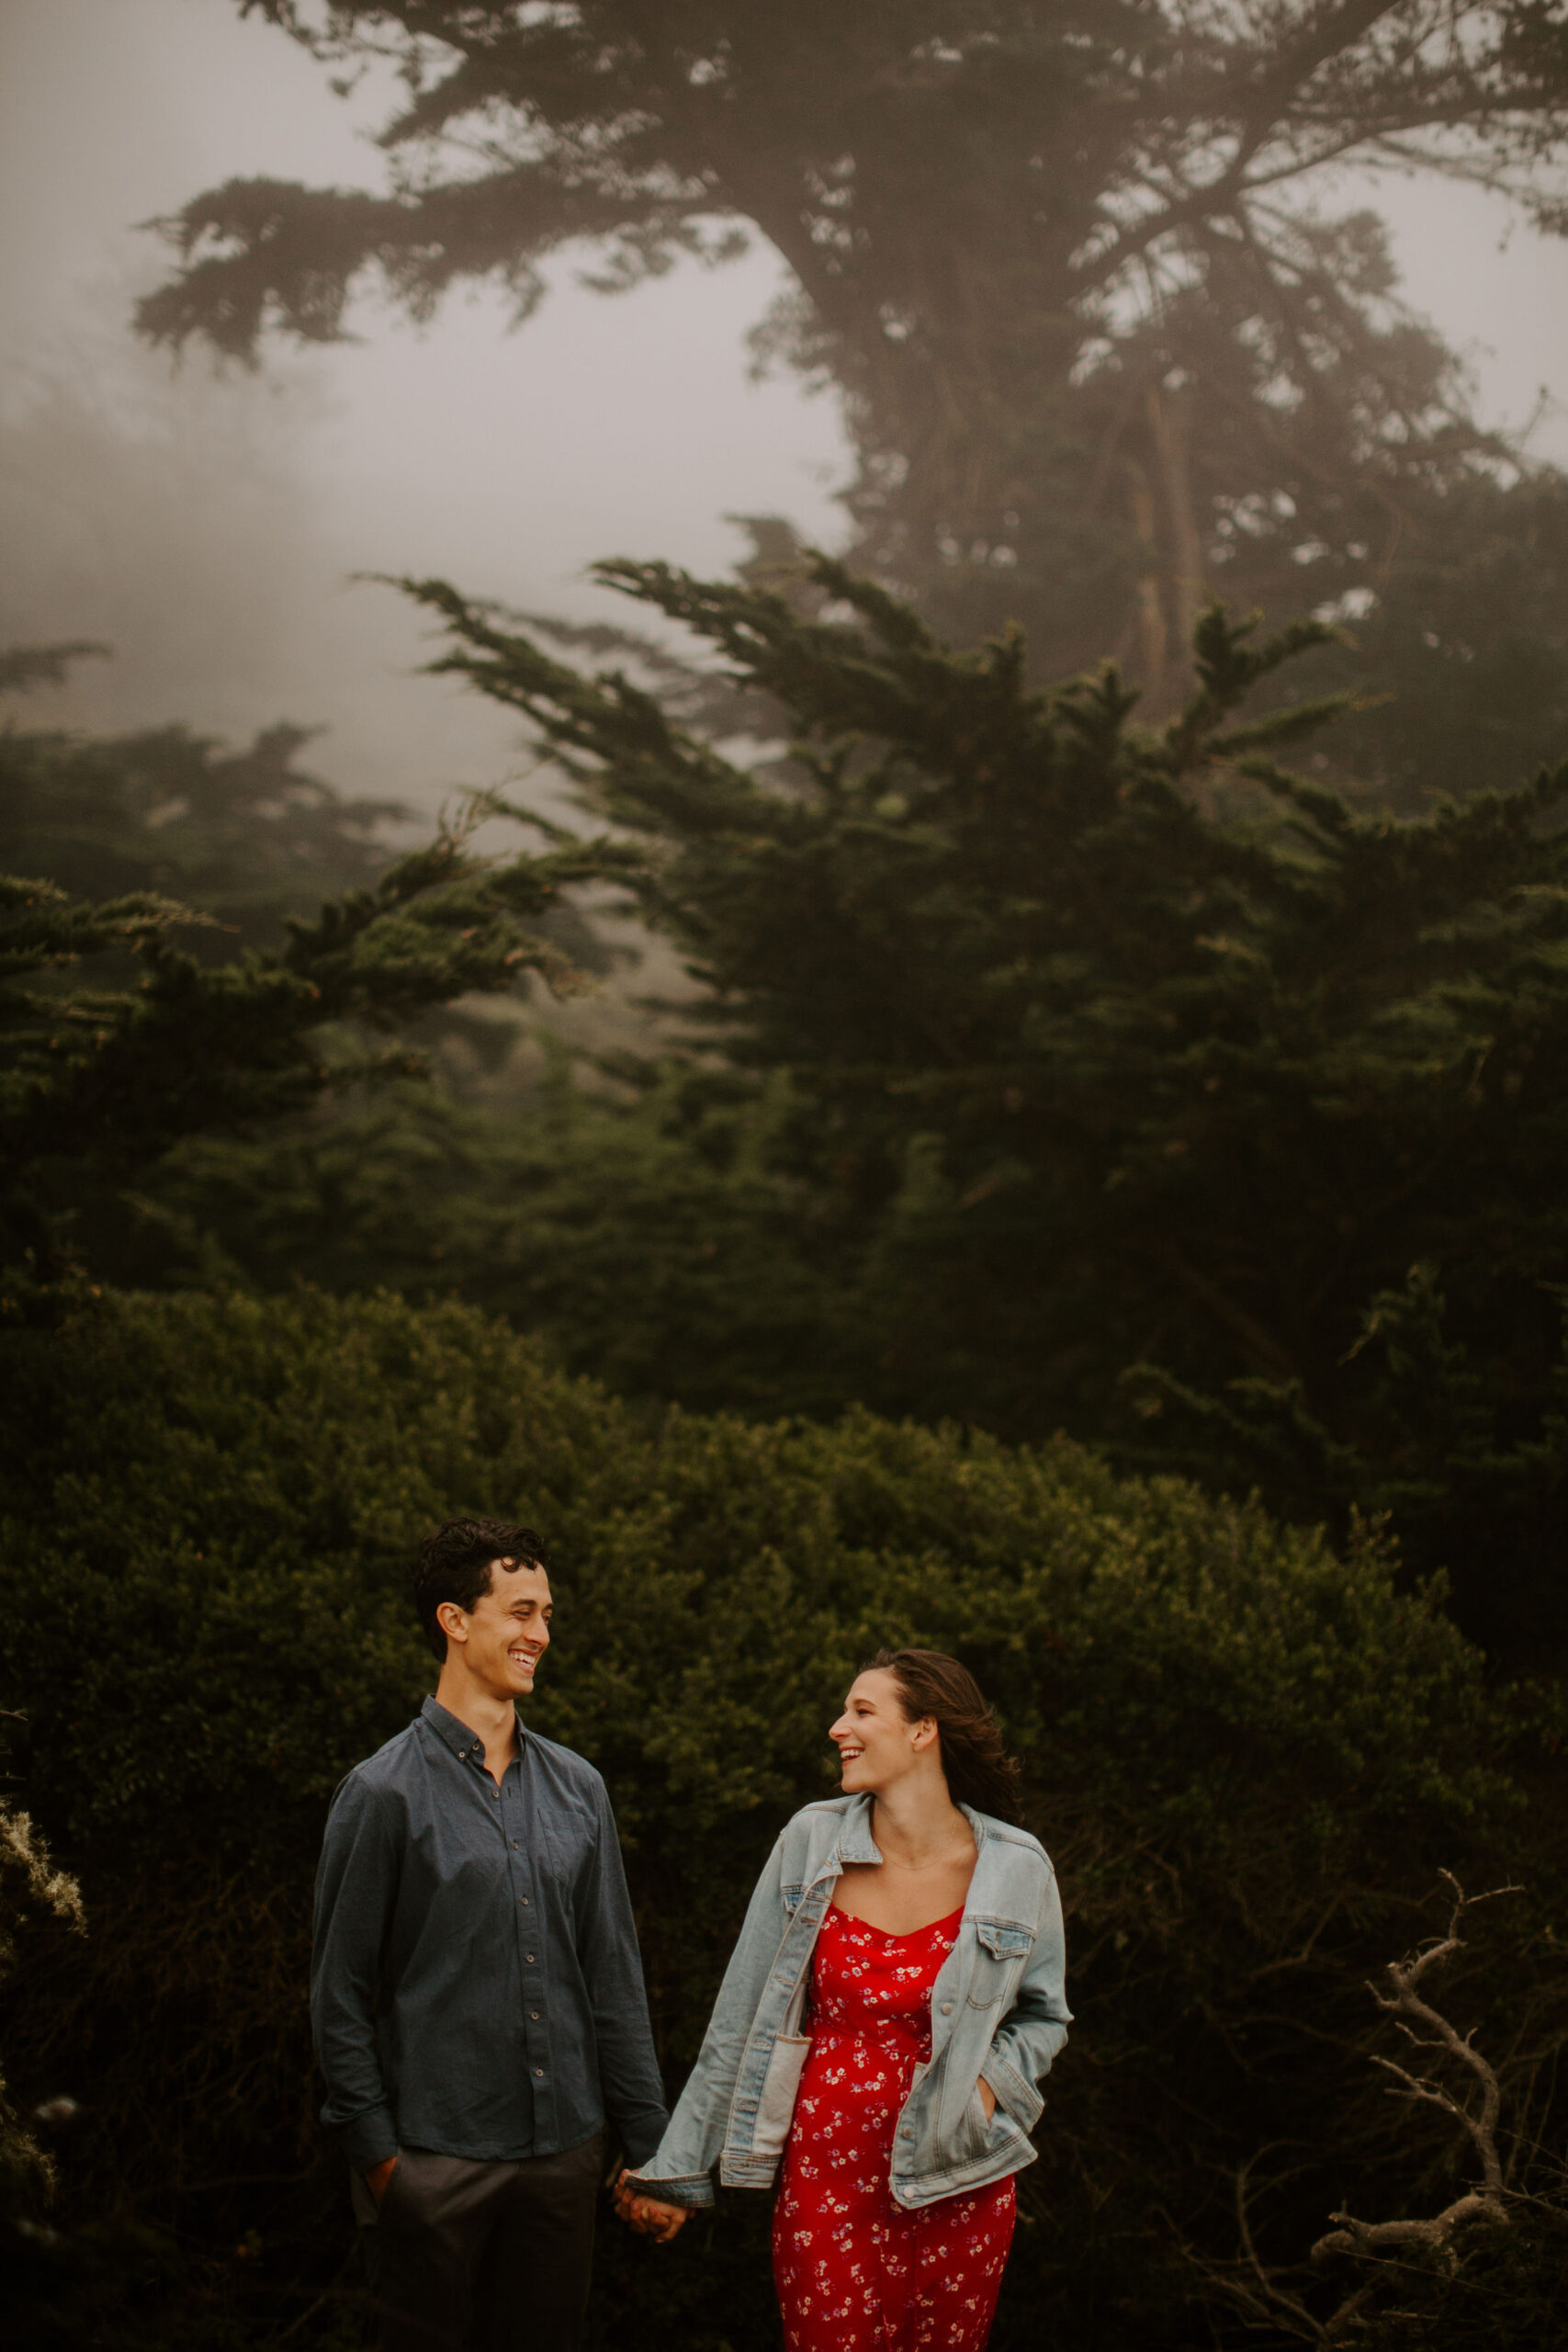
[983, 1860, 1071, 2128]
[626, 1834, 789, 2206]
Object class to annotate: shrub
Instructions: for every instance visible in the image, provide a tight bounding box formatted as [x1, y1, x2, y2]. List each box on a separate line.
[0, 1286, 1555, 2347]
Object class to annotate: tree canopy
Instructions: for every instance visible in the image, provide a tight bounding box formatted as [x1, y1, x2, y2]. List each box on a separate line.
[16, 560, 1568, 1654]
[0, 709, 401, 954]
[142, 4, 1568, 756]
[376, 554, 1568, 1657]
[0, 766, 627, 1290]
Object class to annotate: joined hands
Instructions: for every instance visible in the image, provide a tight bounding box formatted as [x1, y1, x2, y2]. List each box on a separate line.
[609, 2081, 995, 2242]
[612, 2165, 690, 2242]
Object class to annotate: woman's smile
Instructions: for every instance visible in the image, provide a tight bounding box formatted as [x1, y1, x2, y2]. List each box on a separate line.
[830, 1669, 926, 1788]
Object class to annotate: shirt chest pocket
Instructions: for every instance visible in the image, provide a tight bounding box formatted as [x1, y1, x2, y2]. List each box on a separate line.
[965, 1920, 1033, 2007]
[537, 1800, 597, 1885]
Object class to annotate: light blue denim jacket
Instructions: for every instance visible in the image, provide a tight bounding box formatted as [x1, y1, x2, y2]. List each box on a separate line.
[632, 1793, 1070, 2211]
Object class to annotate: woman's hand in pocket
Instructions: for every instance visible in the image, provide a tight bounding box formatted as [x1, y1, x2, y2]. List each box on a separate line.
[365, 2156, 399, 2207]
[977, 2078, 997, 2125]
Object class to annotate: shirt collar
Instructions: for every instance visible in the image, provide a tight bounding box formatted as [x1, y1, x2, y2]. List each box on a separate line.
[420, 1693, 525, 1769]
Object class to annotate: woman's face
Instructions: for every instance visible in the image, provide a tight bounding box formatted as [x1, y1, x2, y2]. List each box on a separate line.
[829, 1668, 928, 1794]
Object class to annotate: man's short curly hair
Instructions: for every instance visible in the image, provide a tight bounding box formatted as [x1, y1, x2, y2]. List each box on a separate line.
[414, 1519, 549, 1664]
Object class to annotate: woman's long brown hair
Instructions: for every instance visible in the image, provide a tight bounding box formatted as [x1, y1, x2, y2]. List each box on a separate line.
[866, 1647, 1023, 1826]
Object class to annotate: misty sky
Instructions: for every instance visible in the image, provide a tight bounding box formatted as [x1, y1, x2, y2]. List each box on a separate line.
[6, 0, 1568, 809]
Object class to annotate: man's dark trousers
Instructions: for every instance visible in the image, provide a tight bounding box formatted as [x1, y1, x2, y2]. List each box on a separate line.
[355, 2133, 605, 2352]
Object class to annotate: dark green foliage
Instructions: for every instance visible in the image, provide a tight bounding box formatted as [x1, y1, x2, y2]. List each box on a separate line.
[354, 559, 1568, 1660]
[1292, 470, 1568, 812]
[30, 558, 1568, 1657]
[0, 714, 402, 955]
[125, 1070, 864, 1418]
[0, 791, 631, 1287]
[141, 5, 1568, 779]
[1, 1283, 1560, 2348]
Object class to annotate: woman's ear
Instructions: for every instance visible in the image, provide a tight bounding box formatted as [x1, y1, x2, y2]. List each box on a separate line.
[909, 1715, 940, 1752]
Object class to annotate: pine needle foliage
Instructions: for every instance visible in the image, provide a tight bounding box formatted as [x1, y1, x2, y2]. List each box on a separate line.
[0, 799, 633, 1292]
[0, 715, 403, 954]
[396, 557, 1568, 1657]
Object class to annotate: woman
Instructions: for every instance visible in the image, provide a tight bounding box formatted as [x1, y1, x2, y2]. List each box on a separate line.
[615, 1648, 1070, 2351]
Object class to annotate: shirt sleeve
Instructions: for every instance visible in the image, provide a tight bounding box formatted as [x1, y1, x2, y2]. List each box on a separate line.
[574, 1776, 671, 2168]
[310, 1770, 401, 2175]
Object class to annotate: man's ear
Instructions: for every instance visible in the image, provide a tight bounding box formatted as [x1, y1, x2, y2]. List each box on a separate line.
[435, 1600, 469, 1649]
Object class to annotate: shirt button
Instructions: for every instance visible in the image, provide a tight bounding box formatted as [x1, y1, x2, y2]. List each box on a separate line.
[530, 2011, 540, 2021]
[534, 2068, 544, 2079]
[521, 1896, 530, 1905]
[526, 1954, 536, 1964]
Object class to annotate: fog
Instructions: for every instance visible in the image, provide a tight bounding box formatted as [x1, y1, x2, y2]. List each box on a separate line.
[5, 0, 1568, 809]
[0, 0, 847, 807]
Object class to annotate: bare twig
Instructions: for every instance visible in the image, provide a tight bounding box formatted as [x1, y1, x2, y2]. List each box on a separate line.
[1311, 1873, 1516, 2268]
[1185, 1874, 1522, 2341]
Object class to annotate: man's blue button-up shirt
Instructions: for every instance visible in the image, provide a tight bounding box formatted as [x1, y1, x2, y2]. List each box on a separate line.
[310, 1697, 669, 2175]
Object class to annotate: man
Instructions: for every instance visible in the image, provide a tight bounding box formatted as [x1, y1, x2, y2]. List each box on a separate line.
[311, 1519, 669, 2352]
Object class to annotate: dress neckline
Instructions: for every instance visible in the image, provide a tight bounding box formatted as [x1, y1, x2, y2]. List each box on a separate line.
[829, 1901, 965, 1942]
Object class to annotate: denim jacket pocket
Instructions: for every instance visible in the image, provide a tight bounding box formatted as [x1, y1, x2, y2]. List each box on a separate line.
[753, 2034, 812, 2161]
[955, 2081, 994, 2164]
[967, 1919, 1033, 2007]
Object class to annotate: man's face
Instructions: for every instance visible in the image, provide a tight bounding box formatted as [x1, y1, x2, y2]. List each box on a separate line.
[440, 1559, 552, 1700]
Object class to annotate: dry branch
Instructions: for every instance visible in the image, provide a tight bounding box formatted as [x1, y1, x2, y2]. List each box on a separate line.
[1310, 1872, 1514, 2269]
[1187, 1874, 1521, 2344]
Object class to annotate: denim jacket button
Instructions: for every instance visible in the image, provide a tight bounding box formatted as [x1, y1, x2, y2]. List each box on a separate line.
[940, 2001, 953, 2014]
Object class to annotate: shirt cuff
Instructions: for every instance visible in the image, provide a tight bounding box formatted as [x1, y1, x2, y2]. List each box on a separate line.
[339, 2106, 399, 2176]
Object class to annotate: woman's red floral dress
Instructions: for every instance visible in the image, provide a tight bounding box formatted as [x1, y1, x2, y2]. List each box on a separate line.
[772, 1903, 1016, 2350]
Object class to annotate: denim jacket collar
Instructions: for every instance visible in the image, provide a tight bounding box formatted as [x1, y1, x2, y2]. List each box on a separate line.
[824, 1792, 991, 1874]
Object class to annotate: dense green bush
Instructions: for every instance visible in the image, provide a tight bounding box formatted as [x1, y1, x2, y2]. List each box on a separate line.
[0, 1285, 1560, 2347]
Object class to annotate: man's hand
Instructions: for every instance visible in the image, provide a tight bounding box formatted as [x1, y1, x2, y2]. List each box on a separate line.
[365, 2155, 399, 2207]
[978, 2077, 997, 2125]
[612, 2165, 690, 2242]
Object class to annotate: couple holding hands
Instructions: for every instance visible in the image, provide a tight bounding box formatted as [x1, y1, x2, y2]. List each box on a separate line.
[312, 1521, 1070, 2351]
